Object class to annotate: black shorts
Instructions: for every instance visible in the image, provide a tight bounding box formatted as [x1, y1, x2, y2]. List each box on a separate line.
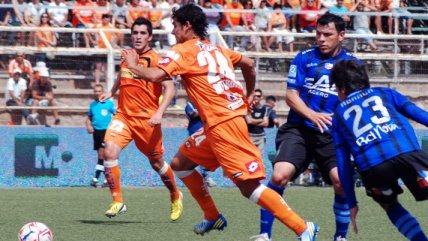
[93, 129, 106, 150]
[273, 123, 336, 184]
[361, 150, 428, 204]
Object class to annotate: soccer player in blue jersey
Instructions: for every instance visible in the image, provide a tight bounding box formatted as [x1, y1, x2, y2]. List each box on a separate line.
[331, 60, 428, 241]
[86, 84, 116, 187]
[252, 13, 360, 241]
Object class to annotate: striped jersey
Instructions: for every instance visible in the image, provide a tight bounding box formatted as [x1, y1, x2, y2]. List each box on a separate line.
[287, 47, 360, 131]
[332, 87, 428, 207]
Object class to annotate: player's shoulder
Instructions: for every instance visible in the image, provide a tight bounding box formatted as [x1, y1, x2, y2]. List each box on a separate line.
[297, 46, 316, 57]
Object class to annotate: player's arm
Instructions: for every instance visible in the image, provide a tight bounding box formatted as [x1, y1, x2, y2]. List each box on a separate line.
[148, 79, 175, 127]
[100, 72, 121, 101]
[391, 89, 428, 126]
[234, 55, 256, 102]
[124, 50, 168, 83]
[286, 89, 333, 132]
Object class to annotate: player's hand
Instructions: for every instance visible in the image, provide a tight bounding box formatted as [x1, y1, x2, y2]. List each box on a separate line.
[246, 92, 255, 111]
[123, 49, 139, 69]
[99, 92, 112, 102]
[87, 126, 94, 134]
[148, 112, 162, 127]
[350, 206, 359, 234]
[308, 111, 333, 133]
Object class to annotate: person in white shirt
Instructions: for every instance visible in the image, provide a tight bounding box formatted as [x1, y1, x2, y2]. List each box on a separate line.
[5, 68, 30, 124]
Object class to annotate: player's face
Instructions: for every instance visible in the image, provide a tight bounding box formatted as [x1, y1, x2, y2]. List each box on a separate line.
[316, 22, 345, 56]
[172, 19, 186, 44]
[131, 24, 152, 52]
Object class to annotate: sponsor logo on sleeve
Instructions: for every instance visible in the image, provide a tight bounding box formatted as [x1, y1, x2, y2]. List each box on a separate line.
[289, 64, 297, 78]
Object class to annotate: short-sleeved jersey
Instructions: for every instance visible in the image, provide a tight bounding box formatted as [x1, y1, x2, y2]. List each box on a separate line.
[158, 39, 246, 130]
[287, 47, 360, 131]
[117, 48, 163, 117]
[247, 104, 269, 134]
[8, 59, 33, 78]
[333, 87, 428, 172]
[88, 99, 116, 130]
[31, 80, 53, 96]
[72, 0, 95, 26]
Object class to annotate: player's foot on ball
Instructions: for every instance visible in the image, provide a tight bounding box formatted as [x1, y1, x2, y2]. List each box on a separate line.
[193, 214, 227, 235]
[105, 202, 127, 218]
[170, 192, 183, 221]
[297, 222, 319, 241]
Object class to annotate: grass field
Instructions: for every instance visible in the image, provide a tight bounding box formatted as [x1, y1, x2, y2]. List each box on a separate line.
[1, 187, 427, 241]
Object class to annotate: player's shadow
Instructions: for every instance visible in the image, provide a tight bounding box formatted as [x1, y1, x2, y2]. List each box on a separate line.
[77, 220, 143, 225]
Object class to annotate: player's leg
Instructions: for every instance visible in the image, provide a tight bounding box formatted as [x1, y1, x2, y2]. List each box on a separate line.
[103, 116, 133, 217]
[91, 129, 106, 187]
[173, 127, 225, 235]
[210, 118, 318, 241]
[313, 132, 350, 241]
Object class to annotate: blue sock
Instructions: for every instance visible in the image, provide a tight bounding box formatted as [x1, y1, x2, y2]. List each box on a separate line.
[333, 194, 350, 239]
[386, 202, 428, 241]
[260, 181, 285, 238]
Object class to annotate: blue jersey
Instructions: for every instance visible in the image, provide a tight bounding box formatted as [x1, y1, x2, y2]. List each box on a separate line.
[332, 87, 428, 207]
[185, 102, 203, 136]
[88, 99, 116, 130]
[287, 47, 360, 131]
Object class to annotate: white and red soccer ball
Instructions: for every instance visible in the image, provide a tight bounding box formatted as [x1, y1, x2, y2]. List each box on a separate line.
[18, 222, 53, 241]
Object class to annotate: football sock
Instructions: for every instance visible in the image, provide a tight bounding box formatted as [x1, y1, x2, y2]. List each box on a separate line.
[260, 181, 285, 238]
[387, 202, 428, 241]
[95, 161, 104, 179]
[333, 194, 350, 239]
[251, 184, 306, 235]
[104, 160, 123, 203]
[175, 169, 220, 220]
[157, 162, 180, 201]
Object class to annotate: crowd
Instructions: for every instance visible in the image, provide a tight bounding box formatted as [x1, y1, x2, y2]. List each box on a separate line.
[0, 0, 422, 52]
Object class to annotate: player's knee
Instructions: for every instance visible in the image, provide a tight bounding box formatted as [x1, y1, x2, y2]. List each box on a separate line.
[271, 172, 290, 187]
[237, 179, 262, 199]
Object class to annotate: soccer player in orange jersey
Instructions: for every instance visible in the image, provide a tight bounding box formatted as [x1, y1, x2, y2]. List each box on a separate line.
[123, 5, 319, 240]
[98, 17, 183, 221]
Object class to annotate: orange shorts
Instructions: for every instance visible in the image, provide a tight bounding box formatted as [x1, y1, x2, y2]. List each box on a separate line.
[104, 112, 164, 159]
[179, 117, 265, 184]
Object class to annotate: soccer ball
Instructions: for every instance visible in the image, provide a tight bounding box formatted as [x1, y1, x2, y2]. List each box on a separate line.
[18, 222, 53, 241]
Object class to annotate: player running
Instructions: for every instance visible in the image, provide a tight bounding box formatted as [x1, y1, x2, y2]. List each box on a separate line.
[331, 59, 428, 241]
[123, 4, 318, 241]
[99, 17, 183, 221]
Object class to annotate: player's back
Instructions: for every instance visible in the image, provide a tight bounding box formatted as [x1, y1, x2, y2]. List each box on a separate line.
[334, 87, 420, 171]
[118, 49, 163, 118]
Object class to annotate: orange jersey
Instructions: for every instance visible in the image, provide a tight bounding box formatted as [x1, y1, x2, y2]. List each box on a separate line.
[72, 0, 95, 26]
[93, 2, 111, 24]
[158, 39, 247, 130]
[94, 23, 118, 48]
[220, 2, 244, 27]
[128, 4, 149, 22]
[117, 49, 163, 117]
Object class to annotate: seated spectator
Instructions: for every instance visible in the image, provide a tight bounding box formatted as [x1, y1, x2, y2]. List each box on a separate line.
[265, 95, 279, 128]
[243, 0, 258, 50]
[25, 0, 46, 46]
[5, 68, 30, 125]
[112, 0, 128, 48]
[287, 0, 301, 32]
[11, 0, 28, 46]
[126, 0, 149, 28]
[35, 13, 57, 62]
[254, 0, 270, 51]
[374, 0, 399, 34]
[300, 0, 321, 33]
[27, 69, 60, 125]
[92, 14, 119, 84]
[93, 0, 112, 24]
[48, 0, 72, 46]
[220, 0, 250, 51]
[394, 0, 413, 34]
[350, 0, 378, 51]
[267, 3, 295, 52]
[203, 0, 222, 45]
[72, 0, 95, 48]
[329, 0, 350, 22]
[8, 51, 33, 85]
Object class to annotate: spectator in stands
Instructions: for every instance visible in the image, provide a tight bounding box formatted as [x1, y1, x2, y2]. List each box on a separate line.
[374, 0, 399, 34]
[112, 0, 129, 48]
[11, 0, 27, 46]
[300, 0, 321, 33]
[268, 3, 295, 52]
[72, 0, 95, 48]
[350, 0, 378, 51]
[35, 13, 57, 62]
[149, 0, 163, 30]
[5, 68, 30, 125]
[265, 95, 280, 128]
[220, 0, 250, 51]
[8, 51, 33, 86]
[329, 0, 351, 23]
[203, 0, 222, 45]
[287, 0, 301, 32]
[320, 0, 335, 9]
[27, 68, 60, 125]
[243, 0, 258, 50]
[127, 0, 149, 28]
[92, 14, 119, 84]
[395, 0, 414, 34]
[48, 0, 73, 46]
[0, 0, 13, 47]
[94, 0, 112, 24]
[160, 0, 180, 47]
[254, 0, 270, 51]
[245, 88, 269, 154]
[25, 0, 46, 46]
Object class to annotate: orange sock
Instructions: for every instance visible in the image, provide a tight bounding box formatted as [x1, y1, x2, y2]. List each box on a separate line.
[256, 186, 306, 235]
[159, 164, 180, 201]
[104, 164, 122, 203]
[180, 170, 219, 220]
